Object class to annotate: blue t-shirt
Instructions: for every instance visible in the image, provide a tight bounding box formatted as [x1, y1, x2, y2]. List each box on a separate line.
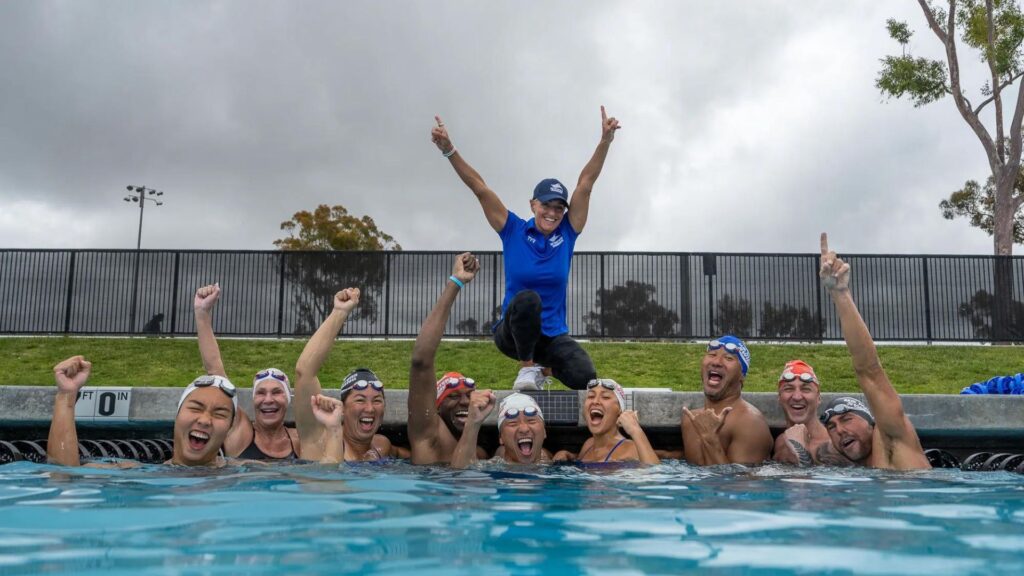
[497, 211, 579, 337]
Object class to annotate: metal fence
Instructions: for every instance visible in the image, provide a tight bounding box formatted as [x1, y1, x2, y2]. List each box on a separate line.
[2, 249, 1024, 341]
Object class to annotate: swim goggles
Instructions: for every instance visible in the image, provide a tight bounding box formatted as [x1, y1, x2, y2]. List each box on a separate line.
[341, 379, 385, 394]
[820, 397, 874, 425]
[254, 369, 288, 383]
[780, 371, 817, 384]
[439, 375, 476, 390]
[502, 406, 539, 420]
[192, 375, 237, 398]
[587, 379, 617, 391]
[708, 340, 742, 354]
[177, 374, 239, 414]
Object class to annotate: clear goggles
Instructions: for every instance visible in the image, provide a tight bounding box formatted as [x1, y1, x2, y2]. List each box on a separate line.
[780, 371, 817, 384]
[503, 406, 539, 420]
[193, 375, 237, 398]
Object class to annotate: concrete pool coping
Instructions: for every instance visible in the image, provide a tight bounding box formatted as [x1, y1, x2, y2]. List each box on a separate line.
[2, 386, 1021, 437]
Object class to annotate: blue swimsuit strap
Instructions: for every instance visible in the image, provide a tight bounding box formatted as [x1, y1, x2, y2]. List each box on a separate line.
[603, 438, 628, 463]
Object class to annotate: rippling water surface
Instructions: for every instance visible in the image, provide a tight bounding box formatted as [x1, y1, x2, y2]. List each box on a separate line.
[0, 460, 1022, 575]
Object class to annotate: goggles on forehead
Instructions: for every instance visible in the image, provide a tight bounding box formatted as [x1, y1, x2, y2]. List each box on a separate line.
[587, 380, 617, 391]
[708, 340, 743, 354]
[193, 375, 237, 398]
[780, 371, 817, 384]
[254, 369, 288, 383]
[343, 380, 384, 393]
[440, 376, 475, 390]
[502, 406, 539, 420]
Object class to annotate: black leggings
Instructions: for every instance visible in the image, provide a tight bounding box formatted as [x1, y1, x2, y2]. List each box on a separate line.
[493, 290, 597, 390]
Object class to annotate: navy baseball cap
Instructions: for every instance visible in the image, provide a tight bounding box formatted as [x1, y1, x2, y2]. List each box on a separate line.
[533, 178, 569, 205]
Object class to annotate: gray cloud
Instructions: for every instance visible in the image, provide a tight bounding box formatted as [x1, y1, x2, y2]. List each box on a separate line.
[0, 1, 1007, 255]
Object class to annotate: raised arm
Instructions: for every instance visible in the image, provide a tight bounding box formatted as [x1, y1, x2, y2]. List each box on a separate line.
[450, 389, 495, 469]
[568, 106, 620, 234]
[310, 394, 345, 464]
[617, 410, 660, 465]
[820, 234, 910, 440]
[47, 356, 92, 467]
[294, 288, 360, 456]
[194, 284, 227, 377]
[431, 116, 508, 233]
[408, 253, 480, 451]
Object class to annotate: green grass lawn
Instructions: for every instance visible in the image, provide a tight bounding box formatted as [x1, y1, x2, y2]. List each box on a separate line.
[2, 336, 1021, 394]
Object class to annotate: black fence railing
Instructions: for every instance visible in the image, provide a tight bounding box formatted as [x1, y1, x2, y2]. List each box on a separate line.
[2, 249, 1024, 342]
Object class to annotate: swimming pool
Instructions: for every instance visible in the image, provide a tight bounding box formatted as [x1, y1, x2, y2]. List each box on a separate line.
[1, 461, 1022, 575]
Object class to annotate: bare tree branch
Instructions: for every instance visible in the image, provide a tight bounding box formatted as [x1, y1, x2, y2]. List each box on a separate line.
[920, 0, 1001, 175]
[974, 71, 1024, 115]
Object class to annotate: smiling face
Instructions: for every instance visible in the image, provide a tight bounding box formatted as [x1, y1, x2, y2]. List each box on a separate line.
[701, 348, 744, 402]
[530, 199, 567, 235]
[252, 381, 289, 428]
[438, 388, 473, 436]
[172, 387, 234, 466]
[778, 380, 820, 426]
[825, 413, 874, 463]
[342, 388, 385, 444]
[499, 412, 546, 463]
[584, 386, 622, 435]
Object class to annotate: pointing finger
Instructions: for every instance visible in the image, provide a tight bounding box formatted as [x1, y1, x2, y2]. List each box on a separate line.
[434, 115, 444, 127]
[820, 233, 829, 256]
[600, 105, 607, 122]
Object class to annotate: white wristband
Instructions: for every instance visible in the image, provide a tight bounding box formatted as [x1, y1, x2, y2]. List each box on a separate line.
[443, 148, 457, 158]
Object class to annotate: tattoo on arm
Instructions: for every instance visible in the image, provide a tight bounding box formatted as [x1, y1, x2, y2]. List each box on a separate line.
[787, 439, 813, 468]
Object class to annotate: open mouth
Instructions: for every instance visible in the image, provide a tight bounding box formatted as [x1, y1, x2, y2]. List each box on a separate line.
[454, 409, 468, 425]
[588, 407, 605, 427]
[787, 402, 807, 415]
[841, 437, 857, 450]
[516, 437, 534, 457]
[258, 405, 280, 416]
[187, 430, 210, 452]
[706, 370, 724, 386]
[358, 416, 376, 433]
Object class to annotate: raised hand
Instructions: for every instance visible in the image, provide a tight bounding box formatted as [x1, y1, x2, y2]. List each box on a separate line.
[431, 115, 455, 155]
[617, 410, 643, 436]
[820, 233, 851, 292]
[53, 355, 92, 394]
[683, 406, 732, 438]
[600, 106, 621, 144]
[194, 283, 221, 314]
[334, 288, 361, 314]
[783, 423, 809, 447]
[452, 252, 481, 285]
[311, 394, 344, 429]
[467, 389, 496, 425]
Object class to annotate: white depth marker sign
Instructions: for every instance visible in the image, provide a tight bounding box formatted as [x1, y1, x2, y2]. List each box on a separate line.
[74, 387, 132, 421]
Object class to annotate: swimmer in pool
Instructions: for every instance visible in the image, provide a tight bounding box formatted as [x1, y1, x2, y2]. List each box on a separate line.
[46, 355, 237, 468]
[819, 233, 930, 470]
[681, 335, 773, 466]
[451, 392, 550, 468]
[772, 360, 851, 467]
[193, 283, 300, 461]
[408, 253, 490, 465]
[293, 288, 401, 462]
[554, 378, 660, 464]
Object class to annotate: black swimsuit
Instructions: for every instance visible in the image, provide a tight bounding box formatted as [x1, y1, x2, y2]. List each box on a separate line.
[237, 426, 299, 461]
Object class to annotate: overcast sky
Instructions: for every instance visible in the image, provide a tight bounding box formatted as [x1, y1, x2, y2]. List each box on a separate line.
[0, 1, 1011, 255]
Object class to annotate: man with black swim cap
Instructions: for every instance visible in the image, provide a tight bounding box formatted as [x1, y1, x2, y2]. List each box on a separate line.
[820, 233, 930, 470]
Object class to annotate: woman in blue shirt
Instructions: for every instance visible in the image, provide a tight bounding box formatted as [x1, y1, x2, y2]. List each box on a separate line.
[430, 107, 620, 390]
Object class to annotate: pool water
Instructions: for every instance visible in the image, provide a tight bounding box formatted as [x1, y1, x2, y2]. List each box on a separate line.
[0, 460, 1022, 575]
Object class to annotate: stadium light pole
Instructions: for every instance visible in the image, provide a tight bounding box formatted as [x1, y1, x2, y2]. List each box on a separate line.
[123, 185, 165, 333]
[123, 185, 165, 250]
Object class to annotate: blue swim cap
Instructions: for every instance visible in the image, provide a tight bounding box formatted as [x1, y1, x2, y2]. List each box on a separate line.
[707, 335, 751, 376]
